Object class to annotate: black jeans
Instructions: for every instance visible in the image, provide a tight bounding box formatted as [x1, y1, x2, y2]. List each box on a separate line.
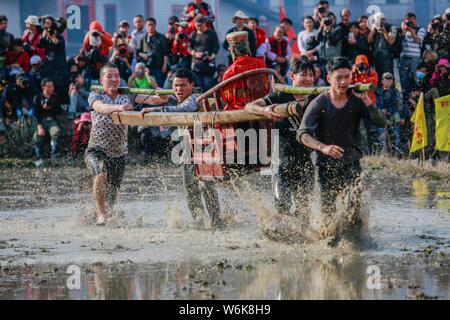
[316, 159, 362, 217]
[182, 164, 221, 223]
[84, 148, 126, 208]
[273, 152, 314, 219]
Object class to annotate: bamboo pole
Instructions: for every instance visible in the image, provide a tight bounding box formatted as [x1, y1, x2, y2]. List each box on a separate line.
[274, 83, 375, 95]
[90, 85, 175, 95]
[111, 110, 269, 127]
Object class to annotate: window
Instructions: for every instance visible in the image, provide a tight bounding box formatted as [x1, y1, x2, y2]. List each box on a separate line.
[104, 4, 117, 34]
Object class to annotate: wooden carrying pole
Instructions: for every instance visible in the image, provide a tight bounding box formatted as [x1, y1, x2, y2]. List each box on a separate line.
[90, 85, 175, 95]
[274, 83, 375, 95]
[112, 110, 269, 127]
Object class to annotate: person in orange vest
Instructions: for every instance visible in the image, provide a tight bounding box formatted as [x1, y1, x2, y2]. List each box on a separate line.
[351, 54, 379, 154]
[221, 31, 268, 111]
[266, 26, 291, 79]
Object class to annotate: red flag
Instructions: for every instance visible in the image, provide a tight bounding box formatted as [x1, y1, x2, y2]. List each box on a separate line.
[279, 4, 300, 57]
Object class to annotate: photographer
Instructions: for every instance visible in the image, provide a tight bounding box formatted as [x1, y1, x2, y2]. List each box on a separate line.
[189, 15, 219, 91]
[137, 18, 169, 87]
[83, 21, 113, 84]
[112, 20, 134, 56]
[168, 21, 191, 71]
[69, 73, 89, 115]
[0, 15, 14, 81]
[316, 14, 345, 79]
[398, 13, 426, 103]
[33, 78, 62, 163]
[128, 62, 157, 89]
[182, 0, 215, 34]
[5, 73, 34, 120]
[423, 16, 449, 60]
[313, 0, 333, 30]
[38, 16, 70, 103]
[429, 58, 450, 98]
[110, 42, 132, 84]
[22, 16, 46, 61]
[368, 13, 397, 84]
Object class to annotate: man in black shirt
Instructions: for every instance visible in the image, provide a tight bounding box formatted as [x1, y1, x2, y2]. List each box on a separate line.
[137, 18, 169, 87]
[297, 57, 386, 224]
[33, 78, 63, 164]
[246, 59, 316, 224]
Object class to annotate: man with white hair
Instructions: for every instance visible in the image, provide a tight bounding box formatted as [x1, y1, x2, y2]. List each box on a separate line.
[223, 10, 257, 63]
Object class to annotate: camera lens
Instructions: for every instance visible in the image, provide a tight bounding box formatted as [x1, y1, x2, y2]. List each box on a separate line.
[318, 7, 326, 14]
[324, 19, 332, 26]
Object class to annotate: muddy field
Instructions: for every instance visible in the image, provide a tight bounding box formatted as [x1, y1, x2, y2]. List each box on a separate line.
[0, 157, 449, 300]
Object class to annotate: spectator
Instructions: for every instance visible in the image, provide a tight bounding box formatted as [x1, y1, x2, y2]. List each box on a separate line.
[358, 15, 370, 38]
[5, 73, 34, 120]
[27, 55, 43, 97]
[444, 8, 450, 33]
[189, 15, 219, 91]
[266, 26, 291, 78]
[423, 16, 449, 60]
[248, 17, 267, 58]
[351, 54, 379, 153]
[312, 0, 332, 30]
[375, 72, 405, 156]
[137, 18, 169, 87]
[33, 78, 62, 164]
[316, 14, 345, 78]
[182, 0, 215, 34]
[68, 73, 89, 115]
[165, 16, 179, 49]
[130, 15, 146, 55]
[398, 13, 426, 103]
[345, 21, 371, 63]
[169, 21, 191, 71]
[6, 39, 30, 77]
[280, 17, 297, 49]
[339, 8, 352, 58]
[110, 41, 132, 84]
[38, 21, 70, 103]
[367, 13, 397, 84]
[429, 58, 450, 98]
[223, 11, 257, 62]
[22, 16, 45, 61]
[70, 112, 91, 159]
[415, 62, 431, 92]
[298, 15, 321, 62]
[0, 15, 14, 81]
[128, 62, 157, 89]
[314, 64, 326, 86]
[112, 20, 134, 57]
[83, 21, 113, 84]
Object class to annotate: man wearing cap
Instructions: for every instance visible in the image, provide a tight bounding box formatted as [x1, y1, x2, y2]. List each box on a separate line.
[182, 0, 215, 34]
[223, 11, 257, 63]
[221, 31, 267, 111]
[375, 72, 405, 157]
[0, 15, 14, 80]
[113, 20, 134, 56]
[28, 55, 43, 97]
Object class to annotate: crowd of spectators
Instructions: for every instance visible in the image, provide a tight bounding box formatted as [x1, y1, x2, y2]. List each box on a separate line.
[0, 0, 449, 163]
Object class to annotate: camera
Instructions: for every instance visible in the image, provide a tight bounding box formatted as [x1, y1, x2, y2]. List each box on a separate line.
[356, 63, 368, 73]
[17, 76, 29, 88]
[432, 22, 443, 32]
[323, 18, 332, 27]
[177, 33, 186, 40]
[91, 31, 101, 38]
[117, 32, 127, 39]
[405, 21, 414, 28]
[48, 28, 56, 36]
[118, 47, 127, 56]
[318, 7, 326, 14]
[446, 13, 450, 21]
[202, 51, 210, 61]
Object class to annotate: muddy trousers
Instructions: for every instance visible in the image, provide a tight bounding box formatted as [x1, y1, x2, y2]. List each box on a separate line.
[182, 164, 221, 224]
[316, 160, 362, 217]
[33, 120, 61, 159]
[84, 149, 126, 209]
[273, 159, 314, 220]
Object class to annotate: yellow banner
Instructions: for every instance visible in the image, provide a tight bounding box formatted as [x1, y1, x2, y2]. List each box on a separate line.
[410, 93, 428, 153]
[434, 94, 450, 152]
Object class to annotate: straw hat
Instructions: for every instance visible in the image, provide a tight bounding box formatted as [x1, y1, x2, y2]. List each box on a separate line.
[226, 31, 248, 46]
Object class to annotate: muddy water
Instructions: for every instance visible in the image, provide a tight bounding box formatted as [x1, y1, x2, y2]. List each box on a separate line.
[0, 163, 449, 300]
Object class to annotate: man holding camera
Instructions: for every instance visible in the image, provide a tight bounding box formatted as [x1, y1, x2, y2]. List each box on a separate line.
[423, 16, 449, 63]
[182, 0, 215, 34]
[398, 13, 426, 104]
[313, 0, 333, 30]
[110, 23, 133, 85]
[189, 15, 219, 91]
[137, 18, 169, 88]
[69, 73, 89, 115]
[33, 78, 62, 165]
[5, 73, 34, 120]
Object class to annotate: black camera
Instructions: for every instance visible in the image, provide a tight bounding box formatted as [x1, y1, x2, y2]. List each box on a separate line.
[48, 28, 56, 36]
[117, 32, 127, 39]
[432, 22, 443, 32]
[178, 33, 186, 40]
[118, 47, 127, 56]
[17, 76, 29, 88]
[446, 13, 450, 21]
[405, 21, 414, 28]
[356, 63, 368, 73]
[74, 82, 81, 91]
[318, 7, 326, 14]
[91, 31, 101, 38]
[323, 18, 332, 27]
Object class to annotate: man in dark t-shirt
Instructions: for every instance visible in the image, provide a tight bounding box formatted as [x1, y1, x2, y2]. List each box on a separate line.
[246, 59, 317, 223]
[297, 57, 386, 225]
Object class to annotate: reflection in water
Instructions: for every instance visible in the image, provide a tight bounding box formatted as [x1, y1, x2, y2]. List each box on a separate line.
[411, 179, 450, 213]
[2, 254, 450, 300]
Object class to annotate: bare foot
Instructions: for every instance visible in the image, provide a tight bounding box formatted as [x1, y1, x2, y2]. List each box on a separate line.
[96, 214, 106, 226]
